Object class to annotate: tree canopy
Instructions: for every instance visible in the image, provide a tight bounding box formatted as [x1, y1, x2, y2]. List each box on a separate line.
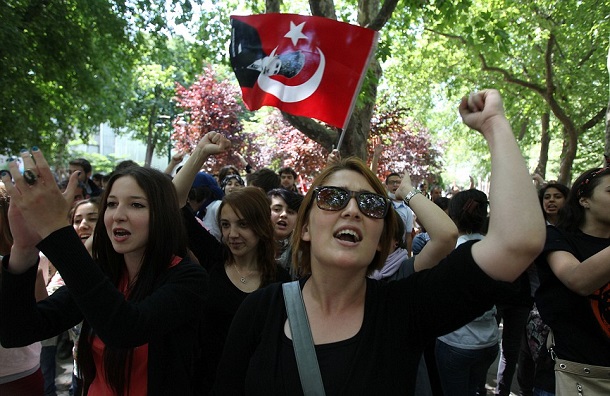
[3, 0, 609, 186]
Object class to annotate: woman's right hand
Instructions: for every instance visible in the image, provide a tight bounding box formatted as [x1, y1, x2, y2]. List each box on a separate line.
[459, 89, 507, 136]
[326, 149, 341, 166]
[2, 148, 77, 243]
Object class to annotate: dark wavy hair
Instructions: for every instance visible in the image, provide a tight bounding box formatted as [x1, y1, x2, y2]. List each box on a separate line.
[291, 157, 397, 276]
[78, 166, 188, 396]
[218, 165, 239, 185]
[538, 182, 569, 220]
[448, 189, 489, 234]
[217, 186, 278, 287]
[557, 167, 610, 232]
[267, 188, 304, 212]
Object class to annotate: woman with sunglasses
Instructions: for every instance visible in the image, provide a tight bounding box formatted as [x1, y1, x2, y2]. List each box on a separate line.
[531, 167, 610, 395]
[212, 89, 545, 395]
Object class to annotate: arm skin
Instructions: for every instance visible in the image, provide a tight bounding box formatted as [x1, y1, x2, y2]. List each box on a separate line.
[370, 144, 382, 174]
[395, 171, 458, 272]
[547, 246, 610, 296]
[462, 90, 545, 282]
[171, 132, 231, 207]
[163, 151, 185, 175]
[326, 149, 341, 167]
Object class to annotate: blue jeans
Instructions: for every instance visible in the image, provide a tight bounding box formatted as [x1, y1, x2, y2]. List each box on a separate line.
[436, 339, 499, 396]
[40, 344, 57, 396]
[495, 305, 531, 395]
[533, 388, 554, 396]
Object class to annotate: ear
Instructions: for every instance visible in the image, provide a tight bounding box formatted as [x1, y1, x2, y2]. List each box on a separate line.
[301, 222, 311, 242]
[579, 197, 590, 209]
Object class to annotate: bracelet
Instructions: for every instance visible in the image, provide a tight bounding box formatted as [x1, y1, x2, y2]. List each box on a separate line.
[403, 189, 421, 206]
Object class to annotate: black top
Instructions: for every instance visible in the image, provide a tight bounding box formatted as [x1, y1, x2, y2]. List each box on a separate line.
[212, 241, 510, 395]
[199, 260, 291, 394]
[0, 226, 208, 395]
[535, 225, 610, 365]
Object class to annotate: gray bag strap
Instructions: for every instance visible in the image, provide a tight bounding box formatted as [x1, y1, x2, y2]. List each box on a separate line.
[282, 281, 326, 396]
[546, 328, 556, 360]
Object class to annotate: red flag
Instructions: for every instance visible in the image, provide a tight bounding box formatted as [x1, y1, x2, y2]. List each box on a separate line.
[229, 13, 378, 130]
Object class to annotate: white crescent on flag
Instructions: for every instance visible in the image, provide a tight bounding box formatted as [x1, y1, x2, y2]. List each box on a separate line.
[257, 47, 326, 103]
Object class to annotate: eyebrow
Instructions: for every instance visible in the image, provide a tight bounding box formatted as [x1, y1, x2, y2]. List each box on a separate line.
[107, 195, 148, 200]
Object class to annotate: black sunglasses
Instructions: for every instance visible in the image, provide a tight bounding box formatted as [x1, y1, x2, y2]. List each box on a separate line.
[313, 186, 390, 219]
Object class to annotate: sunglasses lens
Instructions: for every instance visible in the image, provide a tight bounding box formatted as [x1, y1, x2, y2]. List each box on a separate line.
[358, 193, 388, 218]
[316, 187, 348, 211]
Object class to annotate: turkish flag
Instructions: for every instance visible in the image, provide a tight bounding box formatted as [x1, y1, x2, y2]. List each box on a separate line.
[229, 13, 378, 130]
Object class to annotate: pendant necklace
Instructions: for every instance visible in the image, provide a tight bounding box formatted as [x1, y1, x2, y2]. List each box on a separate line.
[233, 263, 254, 284]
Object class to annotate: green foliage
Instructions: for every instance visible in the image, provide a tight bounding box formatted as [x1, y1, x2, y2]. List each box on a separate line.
[0, 0, 201, 162]
[378, 0, 610, 183]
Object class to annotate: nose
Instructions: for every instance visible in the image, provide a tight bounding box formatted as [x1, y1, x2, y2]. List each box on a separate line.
[112, 204, 127, 221]
[77, 219, 91, 230]
[227, 224, 239, 238]
[341, 196, 361, 218]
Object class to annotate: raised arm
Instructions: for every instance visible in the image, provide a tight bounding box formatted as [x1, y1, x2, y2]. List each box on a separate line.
[395, 170, 458, 271]
[547, 245, 610, 296]
[172, 132, 231, 207]
[164, 150, 185, 176]
[326, 148, 341, 167]
[370, 143, 382, 174]
[462, 90, 545, 281]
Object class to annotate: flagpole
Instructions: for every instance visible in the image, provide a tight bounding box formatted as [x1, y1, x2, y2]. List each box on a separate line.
[336, 128, 347, 151]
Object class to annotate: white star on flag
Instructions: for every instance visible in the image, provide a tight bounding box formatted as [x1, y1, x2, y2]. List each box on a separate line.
[284, 21, 308, 46]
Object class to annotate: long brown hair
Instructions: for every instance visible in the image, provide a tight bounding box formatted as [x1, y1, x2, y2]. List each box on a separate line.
[78, 166, 188, 396]
[291, 157, 397, 276]
[218, 187, 278, 287]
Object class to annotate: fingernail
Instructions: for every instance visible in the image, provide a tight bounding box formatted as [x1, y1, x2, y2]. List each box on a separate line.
[31, 146, 39, 151]
[20, 148, 28, 153]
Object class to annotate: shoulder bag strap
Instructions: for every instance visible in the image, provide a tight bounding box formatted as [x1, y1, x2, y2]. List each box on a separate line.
[546, 327, 557, 361]
[282, 281, 326, 396]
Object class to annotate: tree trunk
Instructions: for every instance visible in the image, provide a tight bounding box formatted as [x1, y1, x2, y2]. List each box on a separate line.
[340, 57, 382, 160]
[145, 121, 155, 167]
[558, 125, 578, 186]
[268, 0, 396, 160]
[606, 98, 610, 160]
[534, 112, 550, 179]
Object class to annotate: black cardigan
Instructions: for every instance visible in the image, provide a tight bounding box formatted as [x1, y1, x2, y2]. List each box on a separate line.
[0, 226, 208, 395]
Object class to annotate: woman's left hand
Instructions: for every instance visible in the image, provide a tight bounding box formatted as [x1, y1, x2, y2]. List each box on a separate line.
[394, 168, 414, 201]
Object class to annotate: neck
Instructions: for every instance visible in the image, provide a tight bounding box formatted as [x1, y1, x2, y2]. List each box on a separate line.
[124, 254, 143, 283]
[546, 213, 559, 225]
[305, 268, 367, 315]
[230, 254, 259, 272]
[580, 219, 610, 239]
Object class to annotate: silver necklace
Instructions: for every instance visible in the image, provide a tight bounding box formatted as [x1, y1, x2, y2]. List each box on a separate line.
[233, 263, 254, 284]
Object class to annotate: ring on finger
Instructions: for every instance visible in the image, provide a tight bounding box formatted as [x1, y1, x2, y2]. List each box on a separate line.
[23, 169, 38, 185]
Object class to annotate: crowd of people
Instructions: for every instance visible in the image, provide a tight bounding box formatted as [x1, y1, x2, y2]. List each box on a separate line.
[0, 89, 608, 396]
